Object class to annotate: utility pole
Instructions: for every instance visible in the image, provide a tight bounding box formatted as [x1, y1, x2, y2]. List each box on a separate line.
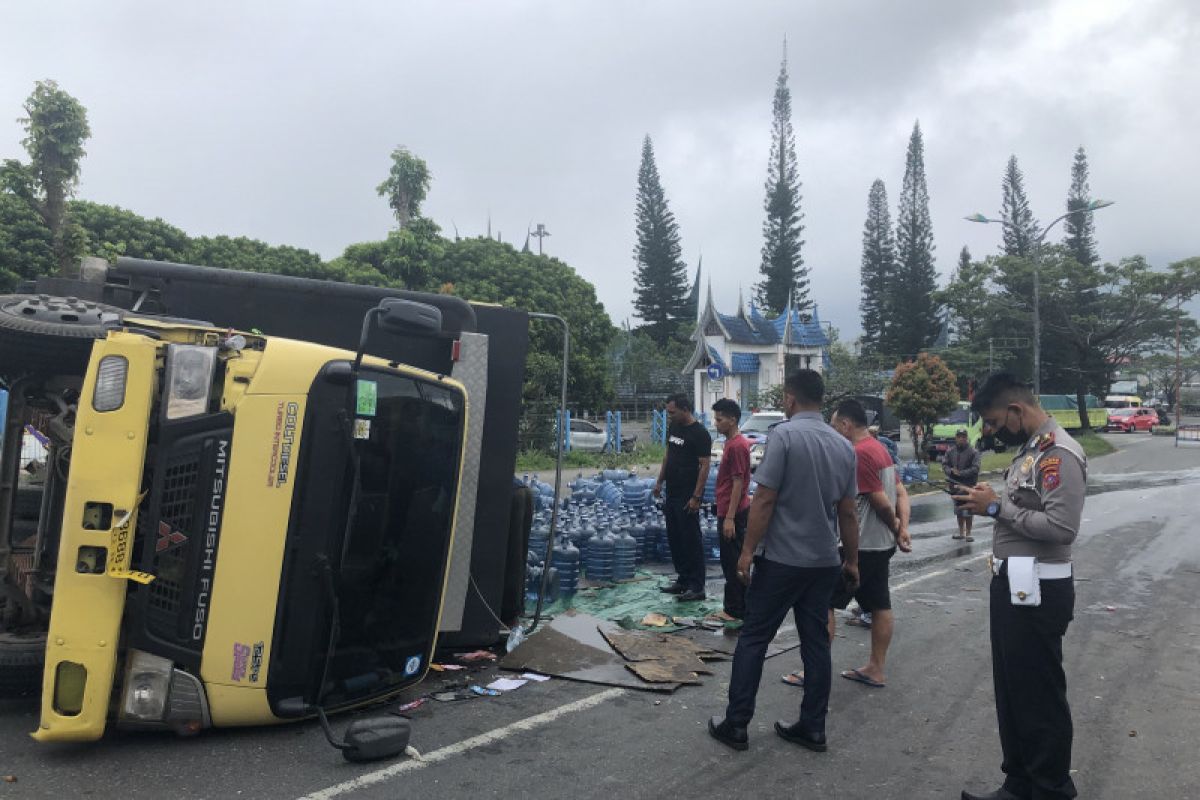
[531, 223, 551, 256]
[965, 199, 1113, 395]
[1177, 295, 1183, 429]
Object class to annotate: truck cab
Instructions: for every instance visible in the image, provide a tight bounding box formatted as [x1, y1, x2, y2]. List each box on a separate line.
[1, 258, 538, 743]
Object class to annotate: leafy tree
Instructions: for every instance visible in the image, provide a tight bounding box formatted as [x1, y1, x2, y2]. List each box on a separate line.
[1063, 146, 1098, 267]
[1000, 155, 1039, 258]
[886, 353, 959, 461]
[431, 236, 616, 410]
[756, 49, 806, 315]
[335, 217, 444, 288]
[892, 121, 938, 358]
[376, 146, 431, 230]
[631, 135, 689, 344]
[1134, 349, 1199, 409]
[1, 80, 91, 275]
[1039, 252, 1200, 427]
[184, 234, 330, 279]
[859, 179, 894, 354]
[933, 247, 996, 383]
[70, 200, 190, 263]
[0, 192, 54, 289]
[823, 341, 889, 412]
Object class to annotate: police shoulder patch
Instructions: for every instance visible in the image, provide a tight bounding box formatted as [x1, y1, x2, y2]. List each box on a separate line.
[1041, 468, 1061, 491]
[1038, 456, 1062, 472]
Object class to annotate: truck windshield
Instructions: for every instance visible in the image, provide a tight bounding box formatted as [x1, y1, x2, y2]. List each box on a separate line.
[268, 364, 464, 710]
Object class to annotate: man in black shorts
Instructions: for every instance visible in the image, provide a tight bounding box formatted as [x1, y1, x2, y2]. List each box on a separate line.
[831, 399, 910, 688]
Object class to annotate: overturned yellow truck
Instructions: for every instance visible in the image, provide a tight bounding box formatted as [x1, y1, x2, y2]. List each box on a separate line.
[0, 259, 548, 750]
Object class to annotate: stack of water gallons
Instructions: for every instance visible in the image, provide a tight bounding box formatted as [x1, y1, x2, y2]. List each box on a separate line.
[899, 461, 929, 484]
[585, 526, 615, 582]
[701, 510, 721, 564]
[551, 535, 580, 598]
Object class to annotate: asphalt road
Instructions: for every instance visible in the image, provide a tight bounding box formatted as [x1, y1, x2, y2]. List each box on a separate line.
[1, 430, 1198, 799]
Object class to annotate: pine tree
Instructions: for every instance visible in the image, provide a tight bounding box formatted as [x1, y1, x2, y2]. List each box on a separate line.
[859, 179, 895, 355]
[1000, 155, 1040, 257]
[632, 135, 689, 344]
[892, 121, 938, 358]
[1063, 146, 1098, 267]
[755, 46, 806, 315]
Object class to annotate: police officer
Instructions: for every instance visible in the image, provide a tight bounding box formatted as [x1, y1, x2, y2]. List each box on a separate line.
[955, 373, 1085, 800]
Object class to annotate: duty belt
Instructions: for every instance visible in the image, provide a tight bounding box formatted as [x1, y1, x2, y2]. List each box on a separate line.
[989, 556, 1072, 580]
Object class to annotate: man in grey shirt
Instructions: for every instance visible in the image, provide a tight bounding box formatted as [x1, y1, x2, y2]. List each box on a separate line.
[708, 370, 860, 753]
[955, 373, 1086, 800]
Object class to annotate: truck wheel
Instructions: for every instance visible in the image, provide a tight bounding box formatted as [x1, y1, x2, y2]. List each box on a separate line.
[0, 630, 46, 697]
[0, 294, 124, 376]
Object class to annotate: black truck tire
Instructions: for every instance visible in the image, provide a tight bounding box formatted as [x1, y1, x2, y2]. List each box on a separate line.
[0, 294, 124, 376]
[0, 630, 46, 697]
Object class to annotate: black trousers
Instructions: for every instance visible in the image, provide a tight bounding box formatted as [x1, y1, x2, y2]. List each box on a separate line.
[990, 574, 1077, 799]
[725, 557, 840, 732]
[717, 508, 749, 617]
[663, 495, 706, 593]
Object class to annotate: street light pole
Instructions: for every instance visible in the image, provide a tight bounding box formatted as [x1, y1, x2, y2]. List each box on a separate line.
[964, 199, 1113, 393]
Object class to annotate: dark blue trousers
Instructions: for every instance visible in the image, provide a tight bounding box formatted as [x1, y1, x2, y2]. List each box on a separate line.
[991, 574, 1077, 799]
[725, 557, 840, 732]
[663, 495, 706, 593]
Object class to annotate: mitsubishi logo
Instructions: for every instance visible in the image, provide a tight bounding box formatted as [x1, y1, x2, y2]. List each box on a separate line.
[156, 521, 189, 553]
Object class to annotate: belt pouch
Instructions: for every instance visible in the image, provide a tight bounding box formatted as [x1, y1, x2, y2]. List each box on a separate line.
[1007, 556, 1041, 607]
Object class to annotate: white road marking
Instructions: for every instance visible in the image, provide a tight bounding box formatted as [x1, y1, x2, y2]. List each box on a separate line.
[301, 551, 992, 798]
[892, 552, 990, 592]
[297, 686, 626, 800]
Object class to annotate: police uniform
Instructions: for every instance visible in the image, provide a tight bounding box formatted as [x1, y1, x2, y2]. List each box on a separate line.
[984, 418, 1086, 799]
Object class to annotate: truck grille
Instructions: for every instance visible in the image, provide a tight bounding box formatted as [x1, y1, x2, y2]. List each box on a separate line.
[138, 449, 202, 636]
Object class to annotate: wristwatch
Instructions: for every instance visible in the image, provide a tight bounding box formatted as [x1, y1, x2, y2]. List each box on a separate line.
[985, 500, 1001, 518]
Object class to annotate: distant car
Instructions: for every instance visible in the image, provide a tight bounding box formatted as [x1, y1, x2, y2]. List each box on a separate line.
[738, 412, 785, 471]
[568, 418, 636, 452]
[1104, 407, 1158, 433]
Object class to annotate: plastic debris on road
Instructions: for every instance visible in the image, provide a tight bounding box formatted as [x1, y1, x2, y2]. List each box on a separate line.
[470, 685, 502, 696]
[455, 650, 498, 663]
[521, 672, 551, 682]
[486, 677, 528, 692]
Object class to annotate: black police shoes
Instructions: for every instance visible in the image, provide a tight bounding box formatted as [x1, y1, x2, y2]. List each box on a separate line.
[774, 720, 827, 752]
[707, 716, 748, 751]
[960, 788, 1024, 800]
[676, 590, 706, 602]
[659, 582, 686, 594]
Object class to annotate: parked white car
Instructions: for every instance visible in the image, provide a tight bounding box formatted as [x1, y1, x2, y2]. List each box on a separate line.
[567, 418, 636, 452]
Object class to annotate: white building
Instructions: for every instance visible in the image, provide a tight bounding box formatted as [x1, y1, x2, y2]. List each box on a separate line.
[683, 283, 831, 413]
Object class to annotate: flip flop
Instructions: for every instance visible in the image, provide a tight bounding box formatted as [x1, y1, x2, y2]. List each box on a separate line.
[965, 536, 975, 542]
[781, 672, 804, 687]
[840, 668, 886, 688]
[845, 617, 872, 628]
[951, 534, 964, 540]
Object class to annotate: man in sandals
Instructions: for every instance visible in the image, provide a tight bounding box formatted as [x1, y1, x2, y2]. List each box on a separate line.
[830, 398, 911, 689]
[943, 428, 982, 541]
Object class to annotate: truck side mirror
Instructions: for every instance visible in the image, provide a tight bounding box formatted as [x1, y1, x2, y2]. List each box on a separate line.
[341, 716, 412, 763]
[377, 298, 442, 335]
[352, 299, 443, 374]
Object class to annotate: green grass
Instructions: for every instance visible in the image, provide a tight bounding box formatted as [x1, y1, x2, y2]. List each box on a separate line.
[976, 430, 1115, 474]
[515, 443, 667, 474]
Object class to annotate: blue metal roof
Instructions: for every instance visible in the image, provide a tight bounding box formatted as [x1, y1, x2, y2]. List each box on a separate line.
[706, 346, 727, 371]
[730, 352, 760, 374]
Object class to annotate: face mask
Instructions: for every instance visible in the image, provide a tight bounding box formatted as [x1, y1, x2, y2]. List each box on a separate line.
[992, 409, 1028, 447]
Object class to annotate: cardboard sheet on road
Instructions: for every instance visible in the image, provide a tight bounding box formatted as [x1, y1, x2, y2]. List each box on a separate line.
[499, 613, 683, 692]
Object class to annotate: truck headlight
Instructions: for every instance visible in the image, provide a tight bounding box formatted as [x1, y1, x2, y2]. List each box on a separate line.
[92, 355, 129, 412]
[120, 650, 173, 721]
[164, 344, 217, 419]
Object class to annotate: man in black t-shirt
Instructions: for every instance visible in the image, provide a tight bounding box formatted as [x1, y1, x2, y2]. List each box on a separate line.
[653, 393, 713, 601]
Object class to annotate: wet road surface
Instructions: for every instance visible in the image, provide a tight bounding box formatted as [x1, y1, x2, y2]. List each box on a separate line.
[1, 432, 1197, 798]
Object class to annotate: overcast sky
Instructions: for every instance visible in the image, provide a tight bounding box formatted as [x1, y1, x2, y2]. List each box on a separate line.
[2, 0, 1197, 336]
